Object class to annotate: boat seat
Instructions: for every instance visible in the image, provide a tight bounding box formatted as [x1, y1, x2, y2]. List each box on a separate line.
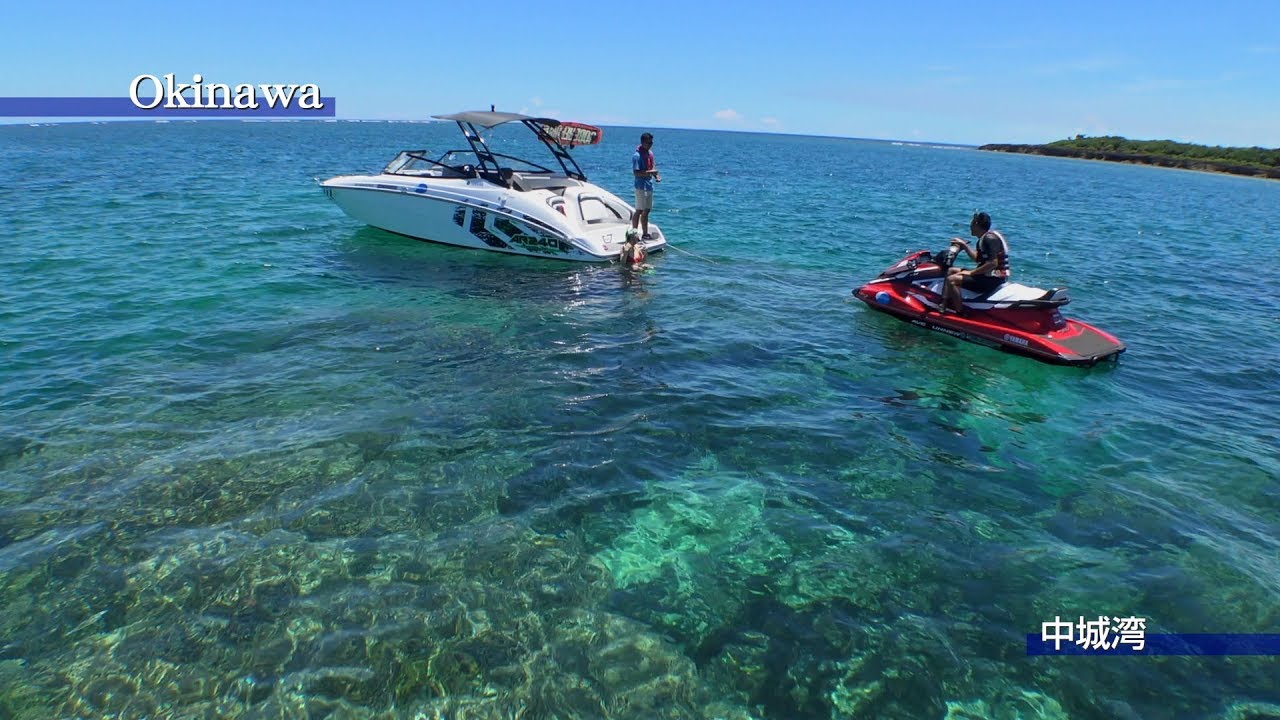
[516, 175, 581, 192]
[498, 168, 528, 191]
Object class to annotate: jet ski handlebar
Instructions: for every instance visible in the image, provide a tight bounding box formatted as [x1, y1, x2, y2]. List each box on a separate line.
[933, 243, 963, 269]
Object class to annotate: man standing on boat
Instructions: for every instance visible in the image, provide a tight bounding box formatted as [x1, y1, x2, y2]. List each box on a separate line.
[632, 132, 661, 239]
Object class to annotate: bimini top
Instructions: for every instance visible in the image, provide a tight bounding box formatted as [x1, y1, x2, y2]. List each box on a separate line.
[433, 111, 560, 129]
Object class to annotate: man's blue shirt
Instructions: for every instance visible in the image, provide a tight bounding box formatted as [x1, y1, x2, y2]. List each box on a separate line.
[633, 149, 655, 191]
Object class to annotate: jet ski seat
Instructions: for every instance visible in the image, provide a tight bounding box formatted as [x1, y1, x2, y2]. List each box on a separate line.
[966, 283, 1071, 308]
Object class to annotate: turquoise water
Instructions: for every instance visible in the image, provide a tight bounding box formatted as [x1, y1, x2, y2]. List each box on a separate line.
[1, 120, 1278, 719]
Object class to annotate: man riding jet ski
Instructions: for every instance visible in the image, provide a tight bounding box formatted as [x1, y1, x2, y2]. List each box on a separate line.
[853, 212, 1125, 367]
[943, 212, 1009, 315]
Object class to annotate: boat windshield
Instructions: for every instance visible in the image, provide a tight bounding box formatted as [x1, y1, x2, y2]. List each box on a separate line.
[382, 151, 478, 178]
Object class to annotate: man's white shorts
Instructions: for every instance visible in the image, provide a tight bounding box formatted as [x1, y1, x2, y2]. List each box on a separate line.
[634, 189, 654, 211]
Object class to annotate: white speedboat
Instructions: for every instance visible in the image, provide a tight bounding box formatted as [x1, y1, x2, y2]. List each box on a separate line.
[321, 111, 666, 262]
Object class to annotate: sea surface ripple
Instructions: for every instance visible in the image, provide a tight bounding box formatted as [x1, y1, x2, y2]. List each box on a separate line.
[0, 121, 1277, 719]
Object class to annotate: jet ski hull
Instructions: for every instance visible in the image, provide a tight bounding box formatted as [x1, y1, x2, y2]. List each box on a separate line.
[854, 251, 1126, 367]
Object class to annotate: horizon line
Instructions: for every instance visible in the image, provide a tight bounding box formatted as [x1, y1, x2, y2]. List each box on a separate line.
[0, 116, 985, 148]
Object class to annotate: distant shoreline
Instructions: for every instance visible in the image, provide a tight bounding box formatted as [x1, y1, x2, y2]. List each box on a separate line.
[979, 141, 1280, 181]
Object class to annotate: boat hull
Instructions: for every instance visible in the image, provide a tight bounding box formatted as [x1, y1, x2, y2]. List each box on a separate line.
[321, 175, 664, 263]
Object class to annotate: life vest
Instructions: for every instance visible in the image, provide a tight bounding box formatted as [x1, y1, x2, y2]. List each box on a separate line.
[976, 230, 1011, 278]
[635, 146, 654, 172]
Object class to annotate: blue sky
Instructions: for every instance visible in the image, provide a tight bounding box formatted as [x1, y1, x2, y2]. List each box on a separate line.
[3, 1, 1278, 147]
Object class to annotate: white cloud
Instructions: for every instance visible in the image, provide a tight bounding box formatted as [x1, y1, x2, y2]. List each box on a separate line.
[714, 109, 743, 122]
[519, 105, 562, 118]
[761, 117, 781, 127]
[519, 97, 549, 115]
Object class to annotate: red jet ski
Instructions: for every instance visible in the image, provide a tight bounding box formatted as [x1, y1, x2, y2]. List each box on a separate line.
[854, 244, 1126, 366]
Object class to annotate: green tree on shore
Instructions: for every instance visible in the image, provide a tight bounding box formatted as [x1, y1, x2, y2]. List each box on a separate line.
[1047, 135, 1280, 170]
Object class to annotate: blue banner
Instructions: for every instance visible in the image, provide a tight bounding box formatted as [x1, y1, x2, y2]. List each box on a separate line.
[1027, 634, 1280, 656]
[0, 97, 336, 118]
